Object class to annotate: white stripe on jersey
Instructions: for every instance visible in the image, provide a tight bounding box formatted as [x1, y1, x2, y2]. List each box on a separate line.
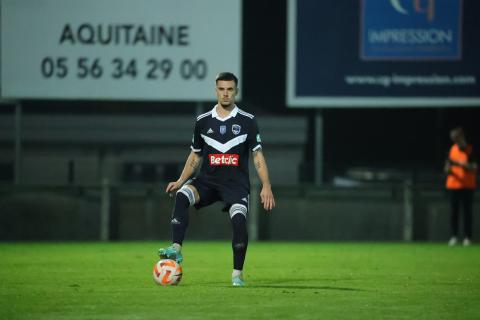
[200, 134, 248, 153]
[196, 111, 212, 121]
[237, 109, 254, 119]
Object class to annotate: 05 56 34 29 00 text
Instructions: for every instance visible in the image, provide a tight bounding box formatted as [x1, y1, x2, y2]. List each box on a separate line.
[40, 56, 207, 80]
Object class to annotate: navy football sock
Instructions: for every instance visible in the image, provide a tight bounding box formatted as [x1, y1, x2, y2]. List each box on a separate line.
[171, 192, 190, 245]
[231, 213, 248, 270]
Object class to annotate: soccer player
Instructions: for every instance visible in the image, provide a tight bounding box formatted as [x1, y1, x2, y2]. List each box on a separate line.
[158, 72, 275, 286]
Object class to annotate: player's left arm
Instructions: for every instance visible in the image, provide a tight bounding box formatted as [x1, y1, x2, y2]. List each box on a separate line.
[252, 149, 275, 211]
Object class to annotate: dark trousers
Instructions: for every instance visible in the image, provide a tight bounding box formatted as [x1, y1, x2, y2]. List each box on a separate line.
[449, 189, 474, 239]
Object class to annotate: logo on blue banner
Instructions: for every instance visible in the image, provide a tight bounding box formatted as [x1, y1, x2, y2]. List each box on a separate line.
[361, 0, 462, 60]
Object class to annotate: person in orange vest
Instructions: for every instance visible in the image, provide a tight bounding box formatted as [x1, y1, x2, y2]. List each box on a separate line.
[444, 127, 477, 246]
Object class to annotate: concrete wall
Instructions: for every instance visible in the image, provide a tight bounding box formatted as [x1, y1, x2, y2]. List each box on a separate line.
[0, 114, 307, 186]
[1, 185, 478, 242]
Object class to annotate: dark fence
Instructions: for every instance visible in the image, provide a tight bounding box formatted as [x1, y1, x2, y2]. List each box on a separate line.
[1, 182, 478, 242]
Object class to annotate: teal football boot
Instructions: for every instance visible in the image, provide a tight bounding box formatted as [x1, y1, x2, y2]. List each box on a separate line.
[158, 246, 183, 264]
[232, 276, 245, 287]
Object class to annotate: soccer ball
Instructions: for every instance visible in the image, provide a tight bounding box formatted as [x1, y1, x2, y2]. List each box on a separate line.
[153, 259, 183, 286]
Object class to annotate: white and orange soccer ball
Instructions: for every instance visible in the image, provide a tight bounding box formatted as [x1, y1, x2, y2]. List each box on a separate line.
[153, 259, 183, 286]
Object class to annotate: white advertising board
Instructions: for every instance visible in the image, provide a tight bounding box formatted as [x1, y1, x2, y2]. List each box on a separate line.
[1, 0, 241, 101]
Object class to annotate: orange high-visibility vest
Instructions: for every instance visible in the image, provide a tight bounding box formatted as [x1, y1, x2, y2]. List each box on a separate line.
[446, 144, 477, 189]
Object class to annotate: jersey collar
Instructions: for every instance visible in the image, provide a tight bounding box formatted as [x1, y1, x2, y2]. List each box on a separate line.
[211, 104, 238, 121]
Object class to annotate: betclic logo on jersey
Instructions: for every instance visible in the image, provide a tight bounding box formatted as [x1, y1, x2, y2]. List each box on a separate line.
[209, 154, 239, 166]
[361, 0, 462, 60]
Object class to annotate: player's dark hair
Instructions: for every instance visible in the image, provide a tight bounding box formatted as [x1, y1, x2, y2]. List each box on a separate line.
[215, 72, 238, 87]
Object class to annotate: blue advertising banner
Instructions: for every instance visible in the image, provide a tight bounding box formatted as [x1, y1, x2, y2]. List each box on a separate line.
[361, 0, 462, 60]
[287, 0, 480, 107]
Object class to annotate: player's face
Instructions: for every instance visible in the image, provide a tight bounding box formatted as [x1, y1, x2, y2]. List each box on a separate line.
[215, 80, 237, 108]
[450, 129, 464, 144]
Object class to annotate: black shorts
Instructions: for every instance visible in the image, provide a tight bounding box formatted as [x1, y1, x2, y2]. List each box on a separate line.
[187, 177, 249, 212]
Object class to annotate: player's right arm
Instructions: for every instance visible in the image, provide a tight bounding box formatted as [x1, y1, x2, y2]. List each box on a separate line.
[166, 116, 204, 194]
[444, 159, 451, 174]
[165, 151, 202, 194]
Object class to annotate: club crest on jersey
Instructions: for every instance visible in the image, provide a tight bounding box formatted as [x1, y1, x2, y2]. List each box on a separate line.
[232, 124, 241, 135]
[220, 125, 227, 135]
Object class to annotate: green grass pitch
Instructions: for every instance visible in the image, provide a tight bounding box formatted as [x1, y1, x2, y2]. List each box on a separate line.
[1, 242, 479, 320]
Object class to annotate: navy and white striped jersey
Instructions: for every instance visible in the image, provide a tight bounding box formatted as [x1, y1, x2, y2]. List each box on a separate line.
[191, 105, 262, 190]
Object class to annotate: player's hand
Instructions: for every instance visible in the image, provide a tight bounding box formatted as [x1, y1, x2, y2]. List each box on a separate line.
[260, 184, 275, 211]
[165, 181, 182, 197]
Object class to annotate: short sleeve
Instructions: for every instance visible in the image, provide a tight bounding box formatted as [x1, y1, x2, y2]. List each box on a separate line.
[190, 120, 203, 153]
[248, 118, 262, 152]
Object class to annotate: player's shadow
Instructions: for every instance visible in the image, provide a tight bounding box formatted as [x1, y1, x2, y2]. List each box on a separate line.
[247, 284, 366, 292]
[245, 278, 367, 292]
